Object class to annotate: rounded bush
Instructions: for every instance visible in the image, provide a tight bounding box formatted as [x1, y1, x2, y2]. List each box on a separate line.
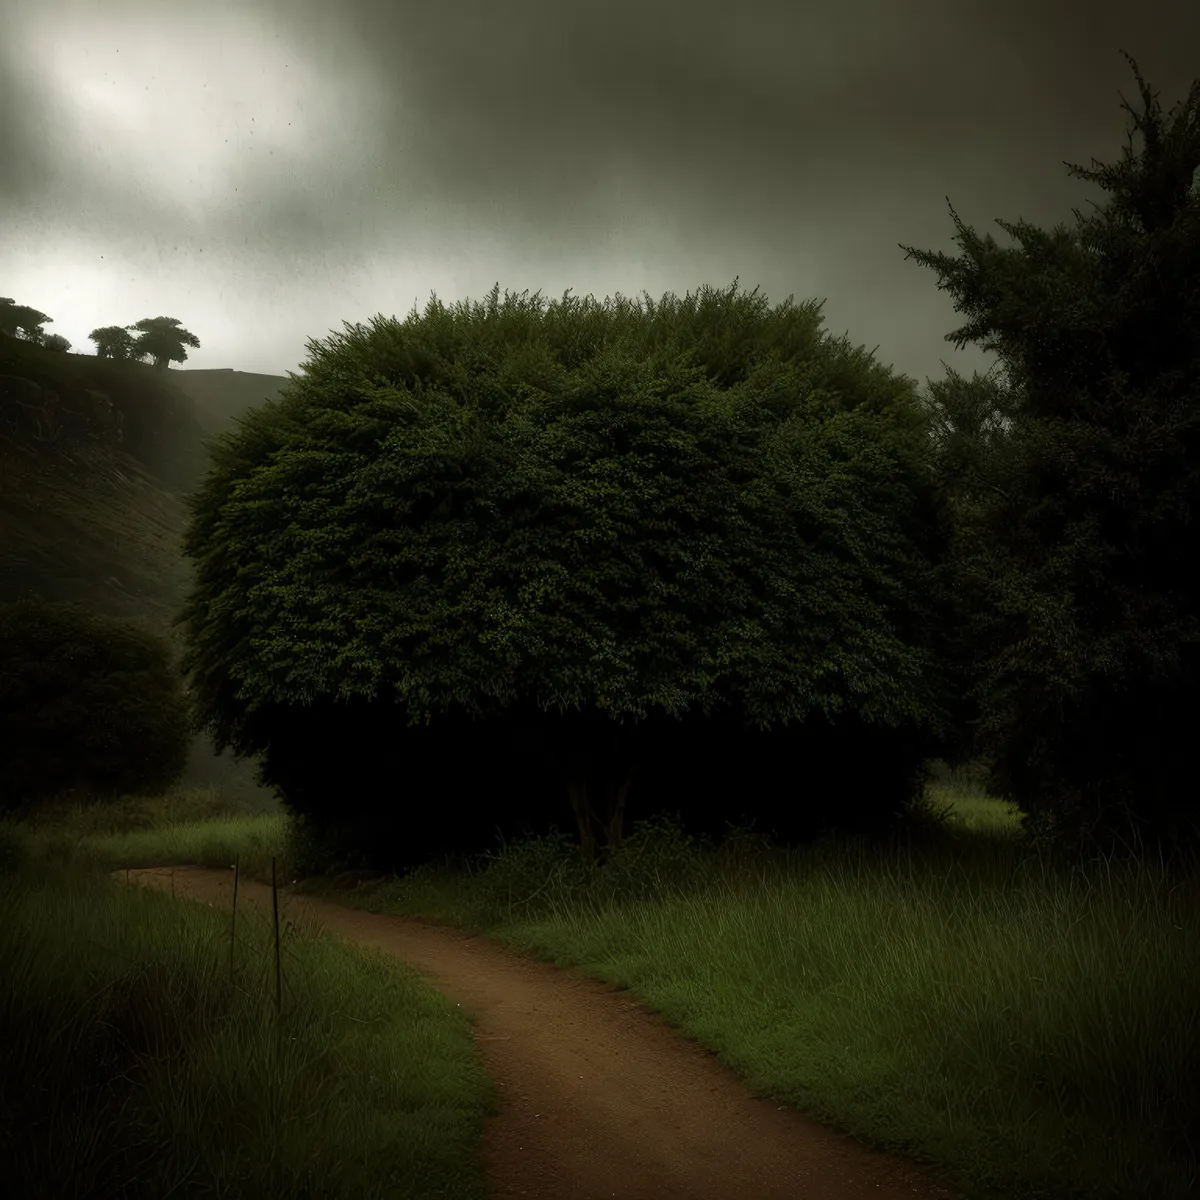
[0, 599, 193, 815]
[174, 280, 966, 869]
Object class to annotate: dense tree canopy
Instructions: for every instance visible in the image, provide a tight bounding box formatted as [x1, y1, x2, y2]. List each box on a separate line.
[0, 299, 55, 343]
[900, 51, 1200, 860]
[124, 317, 201, 370]
[173, 280, 965, 867]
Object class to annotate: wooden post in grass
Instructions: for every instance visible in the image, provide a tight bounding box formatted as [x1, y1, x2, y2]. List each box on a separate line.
[271, 857, 281, 1018]
[171, 867, 175, 899]
[230, 853, 240, 985]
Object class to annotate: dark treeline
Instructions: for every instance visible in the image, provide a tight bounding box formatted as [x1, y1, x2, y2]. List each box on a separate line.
[0, 301, 201, 371]
[3, 51, 1198, 879]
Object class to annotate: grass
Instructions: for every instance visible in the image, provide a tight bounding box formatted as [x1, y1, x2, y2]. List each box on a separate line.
[1, 769, 1197, 1200]
[0, 801, 496, 1200]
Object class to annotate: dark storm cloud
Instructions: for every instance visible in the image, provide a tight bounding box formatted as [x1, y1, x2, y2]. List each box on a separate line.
[2, 0, 1197, 386]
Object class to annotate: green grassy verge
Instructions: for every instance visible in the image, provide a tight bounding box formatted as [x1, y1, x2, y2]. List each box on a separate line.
[0, 791, 496, 1200]
[1, 775, 1196, 1200]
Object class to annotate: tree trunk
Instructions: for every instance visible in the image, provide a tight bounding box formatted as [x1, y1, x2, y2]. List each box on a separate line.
[606, 771, 633, 850]
[548, 708, 644, 867]
[567, 762, 639, 868]
[568, 780, 598, 865]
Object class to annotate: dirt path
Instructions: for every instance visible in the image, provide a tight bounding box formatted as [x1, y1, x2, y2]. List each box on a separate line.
[114, 866, 961, 1200]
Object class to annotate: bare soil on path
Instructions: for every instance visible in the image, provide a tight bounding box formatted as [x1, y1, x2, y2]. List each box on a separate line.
[114, 865, 962, 1200]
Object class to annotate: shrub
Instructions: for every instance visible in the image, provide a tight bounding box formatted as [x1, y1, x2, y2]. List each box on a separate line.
[0, 599, 193, 816]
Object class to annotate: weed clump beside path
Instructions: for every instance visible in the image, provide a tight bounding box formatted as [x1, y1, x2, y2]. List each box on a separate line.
[1, 775, 1197, 1200]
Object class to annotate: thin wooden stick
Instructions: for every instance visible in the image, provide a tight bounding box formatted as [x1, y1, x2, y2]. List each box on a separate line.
[230, 853, 240, 984]
[272, 857, 281, 1018]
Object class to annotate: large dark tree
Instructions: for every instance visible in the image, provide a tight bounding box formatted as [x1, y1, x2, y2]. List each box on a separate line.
[907, 361, 1045, 777]
[0, 299, 54, 343]
[89, 324, 152, 363]
[901, 51, 1200, 862]
[172, 279, 967, 874]
[124, 317, 201, 370]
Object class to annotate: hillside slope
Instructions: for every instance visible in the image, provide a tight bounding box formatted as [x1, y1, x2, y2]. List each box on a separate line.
[0, 334, 293, 806]
[165, 366, 295, 435]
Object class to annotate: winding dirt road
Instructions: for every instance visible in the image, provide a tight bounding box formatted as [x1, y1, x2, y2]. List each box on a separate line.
[114, 865, 962, 1200]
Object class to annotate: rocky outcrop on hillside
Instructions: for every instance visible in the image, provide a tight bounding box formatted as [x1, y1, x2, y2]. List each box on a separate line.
[0, 373, 125, 453]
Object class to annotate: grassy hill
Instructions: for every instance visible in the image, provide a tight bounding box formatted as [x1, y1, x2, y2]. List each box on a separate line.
[0, 334, 294, 807]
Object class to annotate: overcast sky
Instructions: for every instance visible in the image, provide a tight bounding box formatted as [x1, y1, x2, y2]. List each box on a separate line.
[3, 0, 1198, 396]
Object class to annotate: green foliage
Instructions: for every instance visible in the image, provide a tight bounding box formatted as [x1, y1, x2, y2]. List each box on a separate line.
[0, 599, 194, 815]
[87, 317, 201, 368]
[176, 279, 953, 741]
[0, 298, 54, 343]
[0, 299, 200, 369]
[89, 324, 151, 362]
[278, 808, 383, 879]
[172, 278, 963, 857]
[900, 52, 1200, 860]
[126, 316, 201, 370]
[908, 363, 1050, 771]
